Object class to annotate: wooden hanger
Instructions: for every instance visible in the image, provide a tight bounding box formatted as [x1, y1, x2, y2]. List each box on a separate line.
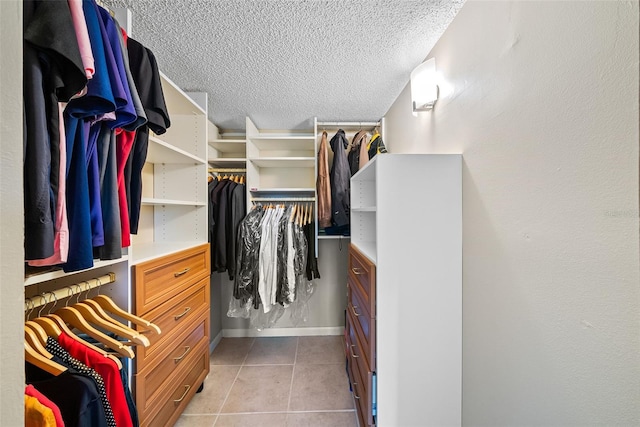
[54, 306, 135, 359]
[24, 341, 67, 376]
[91, 295, 161, 335]
[31, 290, 125, 368]
[24, 324, 55, 359]
[73, 281, 150, 346]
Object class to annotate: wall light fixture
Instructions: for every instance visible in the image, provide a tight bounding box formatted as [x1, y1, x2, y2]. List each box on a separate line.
[411, 57, 438, 113]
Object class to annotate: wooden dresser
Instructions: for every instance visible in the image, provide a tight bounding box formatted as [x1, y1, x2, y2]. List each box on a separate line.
[133, 243, 211, 427]
[346, 243, 376, 426]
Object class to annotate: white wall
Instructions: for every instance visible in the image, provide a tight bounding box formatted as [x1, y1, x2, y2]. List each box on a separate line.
[384, 1, 639, 425]
[0, 0, 25, 426]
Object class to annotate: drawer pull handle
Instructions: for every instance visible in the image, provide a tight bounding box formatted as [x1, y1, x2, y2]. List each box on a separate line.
[174, 307, 191, 320]
[350, 344, 359, 359]
[353, 383, 361, 399]
[174, 267, 190, 277]
[351, 267, 364, 275]
[174, 346, 191, 363]
[173, 385, 191, 404]
[350, 304, 361, 317]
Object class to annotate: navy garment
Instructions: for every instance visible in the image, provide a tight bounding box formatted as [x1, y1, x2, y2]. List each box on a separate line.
[23, 0, 87, 260]
[329, 129, 351, 228]
[96, 4, 137, 129]
[63, 115, 94, 272]
[87, 124, 105, 247]
[26, 362, 108, 427]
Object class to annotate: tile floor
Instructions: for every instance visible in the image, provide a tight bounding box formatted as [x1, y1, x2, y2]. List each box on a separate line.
[174, 336, 358, 427]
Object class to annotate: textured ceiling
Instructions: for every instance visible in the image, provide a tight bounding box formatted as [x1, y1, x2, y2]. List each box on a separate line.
[101, 0, 465, 131]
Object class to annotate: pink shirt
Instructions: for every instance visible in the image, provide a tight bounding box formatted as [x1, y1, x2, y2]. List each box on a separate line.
[67, 0, 95, 79]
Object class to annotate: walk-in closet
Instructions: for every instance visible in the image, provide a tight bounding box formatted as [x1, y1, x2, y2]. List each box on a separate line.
[3, 1, 639, 426]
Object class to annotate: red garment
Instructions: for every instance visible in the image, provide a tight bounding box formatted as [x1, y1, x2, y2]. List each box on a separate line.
[58, 332, 133, 427]
[115, 129, 135, 247]
[25, 385, 65, 427]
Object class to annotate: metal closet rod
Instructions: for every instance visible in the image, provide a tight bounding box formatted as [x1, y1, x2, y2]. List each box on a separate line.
[25, 272, 116, 310]
[208, 168, 246, 173]
[252, 197, 315, 202]
[317, 121, 381, 127]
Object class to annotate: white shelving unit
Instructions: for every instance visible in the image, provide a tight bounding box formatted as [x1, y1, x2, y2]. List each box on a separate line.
[207, 121, 247, 170]
[131, 73, 208, 264]
[350, 153, 462, 426]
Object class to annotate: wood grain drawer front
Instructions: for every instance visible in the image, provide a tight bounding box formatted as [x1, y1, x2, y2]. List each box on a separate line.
[136, 277, 210, 369]
[349, 244, 376, 317]
[135, 312, 209, 414]
[347, 324, 374, 426]
[348, 284, 376, 370]
[134, 244, 210, 314]
[139, 340, 210, 427]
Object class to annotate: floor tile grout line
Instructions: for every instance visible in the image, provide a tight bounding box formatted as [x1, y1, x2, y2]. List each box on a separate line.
[286, 337, 299, 412]
[216, 340, 248, 419]
[207, 409, 356, 416]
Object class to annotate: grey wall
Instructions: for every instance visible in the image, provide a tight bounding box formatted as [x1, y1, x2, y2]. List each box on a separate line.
[384, 1, 640, 425]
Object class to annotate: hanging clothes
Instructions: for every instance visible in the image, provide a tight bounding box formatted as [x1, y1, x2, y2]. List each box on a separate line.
[25, 385, 65, 427]
[209, 176, 246, 279]
[316, 131, 332, 229]
[304, 221, 320, 280]
[24, 394, 57, 427]
[23, 0, 169, 272]
[367, 131, 388, 159]
[328, 130, 350, 233]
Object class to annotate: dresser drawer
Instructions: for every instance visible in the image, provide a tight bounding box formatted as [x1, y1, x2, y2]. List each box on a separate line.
[136, 276, 210, 369]
[135, 311, 209, 415]
[348, 244, 376, 317]
[134, 244, 210, 314]
[139, 339, 209, 427]
[348, 283, 376, 370]
[346, 318, 375, 426]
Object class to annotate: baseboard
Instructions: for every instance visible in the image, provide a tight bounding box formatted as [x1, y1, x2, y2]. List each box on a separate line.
[222, 326, 344, 338]
[209, 330, 223, 354]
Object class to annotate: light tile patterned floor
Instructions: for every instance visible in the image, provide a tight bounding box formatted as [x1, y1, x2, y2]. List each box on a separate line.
[174, 336, 358, 427]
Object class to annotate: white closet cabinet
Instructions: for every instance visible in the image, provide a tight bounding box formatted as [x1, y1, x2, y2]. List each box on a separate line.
[131, 73, 208, 263]
[347, 154, 462, 426]
[245, 117, 317, 206]
[207, 121, 247, 171]
[130, 73, 210, 427]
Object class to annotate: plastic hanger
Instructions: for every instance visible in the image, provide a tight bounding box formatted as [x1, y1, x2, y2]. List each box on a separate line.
[73, 281, 150, 347]
[24, 341, 67, 376]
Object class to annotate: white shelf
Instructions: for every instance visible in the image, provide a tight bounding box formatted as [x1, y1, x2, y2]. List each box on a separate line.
[318, 235, 351, 240]
[141, 198, 206, 207]
[148, 136, 206, 164]
[249, 137, 315, 151]
[208, 139, 246, 152]
[208, 158, 246, 167]
[353, 241, 376, 264]
[352, 207, 377, 212]
[130, 241, 206, 265]
[250, 188, 315, 194]
[249, 157, 315, 168]
[24, 255, 129, 287]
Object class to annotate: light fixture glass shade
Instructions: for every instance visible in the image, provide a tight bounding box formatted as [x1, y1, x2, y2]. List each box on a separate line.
[411, 58, 438, 112]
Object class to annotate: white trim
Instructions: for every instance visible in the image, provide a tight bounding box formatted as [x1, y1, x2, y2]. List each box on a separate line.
[209, 330, 224, 354]
[222, 326, 343, 338]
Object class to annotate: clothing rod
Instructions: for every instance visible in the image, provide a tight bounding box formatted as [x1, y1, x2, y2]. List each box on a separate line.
[208, 168, 246, 173]
[317, 121, 380, 127]
[25, 273, 116, 310]
[252, 197, 315, 202]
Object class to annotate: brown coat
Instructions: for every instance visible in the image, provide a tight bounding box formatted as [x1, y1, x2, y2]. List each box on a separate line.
[316, 131, 332, 228]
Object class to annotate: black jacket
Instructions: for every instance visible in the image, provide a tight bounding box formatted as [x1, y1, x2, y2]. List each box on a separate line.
[329, 130, 350, 227]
